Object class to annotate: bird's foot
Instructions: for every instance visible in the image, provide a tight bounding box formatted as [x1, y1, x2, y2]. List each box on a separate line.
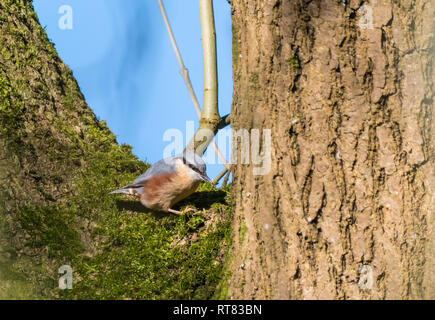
[168, 208, 182, 215]
[167, 206, 195, 215]
[181, 206, 195, 214]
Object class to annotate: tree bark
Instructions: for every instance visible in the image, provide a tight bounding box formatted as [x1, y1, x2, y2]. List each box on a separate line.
[228, 0, 434, 299]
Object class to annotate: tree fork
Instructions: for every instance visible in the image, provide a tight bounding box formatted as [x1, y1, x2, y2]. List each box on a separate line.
[158, 0, 230, 160]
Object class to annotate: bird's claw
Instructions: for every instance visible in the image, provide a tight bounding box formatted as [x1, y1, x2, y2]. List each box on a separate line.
[168, 208, 182, 215]
[181, 206, 196, 214]
[167, 206, 195, 215]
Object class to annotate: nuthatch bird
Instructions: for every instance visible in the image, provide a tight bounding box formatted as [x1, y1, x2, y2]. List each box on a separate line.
[109, 152, 210, 214]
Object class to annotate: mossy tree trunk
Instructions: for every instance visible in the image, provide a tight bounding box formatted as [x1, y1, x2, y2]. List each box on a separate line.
[228, 0, 434, 299]
[0, 0, 138, 297]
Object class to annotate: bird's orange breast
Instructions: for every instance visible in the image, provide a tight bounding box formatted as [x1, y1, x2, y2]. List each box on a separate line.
[140, 162, 200, 211]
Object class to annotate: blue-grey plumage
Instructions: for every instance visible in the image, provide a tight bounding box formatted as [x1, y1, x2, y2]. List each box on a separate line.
[109, 152, 210, 214]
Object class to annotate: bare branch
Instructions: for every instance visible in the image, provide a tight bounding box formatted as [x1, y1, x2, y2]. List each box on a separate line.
[211, 167, 228, 185]
[157, 0, 200, 116]
[185, 0, 222, 156]
[221, 168, 231, 187]
[198, 0, 219, 121]
[158, 0, 229, 168]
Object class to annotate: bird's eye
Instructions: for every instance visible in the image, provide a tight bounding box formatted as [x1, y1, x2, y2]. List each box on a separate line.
[187, 163, 202, 175]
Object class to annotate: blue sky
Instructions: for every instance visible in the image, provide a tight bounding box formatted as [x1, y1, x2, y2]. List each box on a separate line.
[33, 0, 233, 179]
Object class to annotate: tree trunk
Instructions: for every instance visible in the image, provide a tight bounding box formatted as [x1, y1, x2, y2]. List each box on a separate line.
[0, 0, 129, 297]
[228, 0, 434, 299]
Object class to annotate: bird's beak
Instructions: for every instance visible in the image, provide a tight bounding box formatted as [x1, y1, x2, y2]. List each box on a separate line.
[201, 174, 211, 182]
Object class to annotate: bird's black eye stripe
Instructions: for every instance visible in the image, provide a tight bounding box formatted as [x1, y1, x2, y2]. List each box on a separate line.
[187, 163, 202, 175]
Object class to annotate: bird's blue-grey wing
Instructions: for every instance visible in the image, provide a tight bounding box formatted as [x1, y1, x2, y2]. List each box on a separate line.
[127, 157, 178, 187]
[109, 156, 178, 195]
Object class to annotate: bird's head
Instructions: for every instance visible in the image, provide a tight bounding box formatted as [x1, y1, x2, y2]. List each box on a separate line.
[177, 152, 210, 182]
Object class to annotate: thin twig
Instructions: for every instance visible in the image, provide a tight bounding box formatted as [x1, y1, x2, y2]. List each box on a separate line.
[218, 113, 231, 130]
[157, 0, 229, 169]
[157, 0, 200, 115]
[221, 167, 231, 187]
[211, 167, 228, 185]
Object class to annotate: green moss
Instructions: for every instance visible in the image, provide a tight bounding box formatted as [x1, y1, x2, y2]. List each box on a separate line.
[239, 220, 248, 244]
[0, 214, 41, 299]
[212, 240, 233, 300]
[17, 205, 84, 259]
[249, 72, 260, 90]
[249, 72, 259, 85]
[286, 56, 301, 70]
[59, 171, 232, 299]
[0, 76, 25, 138]
[35, 140, 231, 299]
[0, 260, 40, 299]
[14, 134, 233, 299]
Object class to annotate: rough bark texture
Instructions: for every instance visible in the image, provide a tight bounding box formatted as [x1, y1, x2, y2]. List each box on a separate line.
[228, 0, 434, 299]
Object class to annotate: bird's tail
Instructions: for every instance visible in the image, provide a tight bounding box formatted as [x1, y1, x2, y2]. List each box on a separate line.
[109, 188, 129, 195]
[109, 186, 142, 197]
